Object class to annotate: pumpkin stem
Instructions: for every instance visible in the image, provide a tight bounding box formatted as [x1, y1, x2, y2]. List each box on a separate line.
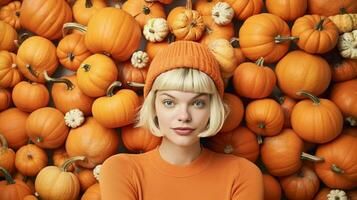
[257, 135, 263, 144]
[315, 18, 325, 31]
[62, 22, 87, 37]
[297, 169, 304, 177]
[345, 116, 356, 126]
[143, 6, 151, 15]
[167, 33, 176, 43]
[85, 0, 93, 8]
[60, 156, 86, 172]
[258, 122, 265, 129]
[0, 167, 16, 185]
[255, 57, 265, 66]
[275, 35, 299, 44]
[331, 164, 344, 174]
[230, 37, 240, 48]
[67, 52, 75, 62]
[36, 137, 43, 143]
[43, 71, 74, 90]
[81, 64, 91, 72]
[107, 81, 123, 97]
[276, 96, 285, 105]
[26, 64, 39, 77]
[186, 0, 192, 10]
[15, 11, 20, 17]
[301, 152, 324, 162]
[127, 81, 145, 88]
[224, 145, 234, 154]
[296, 90, 320, 105]
[11, 63, 17, 69]
[339, 7, 348, 14]
[0, 133, 8, 149]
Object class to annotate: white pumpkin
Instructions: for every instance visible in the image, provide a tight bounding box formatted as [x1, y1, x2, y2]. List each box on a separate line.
[131, 51, 149, 68]
[211, 2, 234, 26]
[327, 189, 348, 200]
[143, 18, 169, 42]
[64, 109, 85, 128]
[337, 29, 357, 59]
[93, 164, 102, 181]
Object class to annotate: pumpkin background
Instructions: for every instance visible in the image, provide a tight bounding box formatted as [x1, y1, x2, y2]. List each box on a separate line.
[0, 0, 357, 199]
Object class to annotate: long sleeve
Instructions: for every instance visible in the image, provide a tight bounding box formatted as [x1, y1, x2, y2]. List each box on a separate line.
[100, 154, 138, 200]
[232, 159, 264, 200]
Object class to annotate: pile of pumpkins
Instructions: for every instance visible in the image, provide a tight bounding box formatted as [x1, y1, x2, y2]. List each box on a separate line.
[0, 0, 357, 199]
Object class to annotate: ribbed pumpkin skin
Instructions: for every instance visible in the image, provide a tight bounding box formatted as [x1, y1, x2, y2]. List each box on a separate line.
[225, 0, 263, 20]
[0, 21, 17, 52]
[307, 0, 357, 17]
[265, 0, 307, 21]
[0, 51, 22, 88]
[15, 144, 48, 177]
[72, 0, 107, 26]
[118, 61, 148, 91]
[0, 173, 32, 200]
[19, 0, 72, 40]
[0, 88, 11, 111]
[0, 1, 22, 29]
[85, 7, 141, 61]
[121, 125, 162, 153]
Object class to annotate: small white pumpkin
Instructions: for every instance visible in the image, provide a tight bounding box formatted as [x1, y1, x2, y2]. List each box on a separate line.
[131, 51, 149, 68]
[337, 29, 357, 59]
[143, 18, 169, 42]
[64, 108, 85, 128]
[211, 2, 234, 26]
[93, 164, 102, 181]
[327, 189, 348, 200]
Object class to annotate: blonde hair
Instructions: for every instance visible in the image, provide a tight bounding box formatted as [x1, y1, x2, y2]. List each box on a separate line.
[136, 68, 228, 137]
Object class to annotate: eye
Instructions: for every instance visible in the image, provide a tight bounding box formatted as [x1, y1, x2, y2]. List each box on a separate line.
[162, 99, 174, 108]
[193, 100, 206, 108]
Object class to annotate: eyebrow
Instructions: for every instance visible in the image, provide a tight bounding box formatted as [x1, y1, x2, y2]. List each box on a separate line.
[159, 93, 208, 100]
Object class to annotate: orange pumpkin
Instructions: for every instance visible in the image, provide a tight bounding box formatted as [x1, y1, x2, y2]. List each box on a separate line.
[20, 0, 72, 40]
[84, 7, 142, 61]
[291, 91, 343, 144]
[279, 166, 320, 200]
[76, 54, 118, 97]
[123, 0, 166, 29]
[0, 50, 22, 88]
[0, 108, 29, 149]
[239, 13, 296, 64]
[207, 126, 260, 162]
[45, 73, 94, 116]
[12, 81, 49, 112]
[13, 171, 36, 194]
[118, 61, 148, 92]
[56, 33, 92, 71]
[230, 37, 246, 65]
[15, 144, 48, 176]
[145, 37, 173, 60]
[74, 166, 97, 191]
[276, 95, 296, 128]
[23, 195, 38, 200]
[0, 88, 11, 111]
[0, 134, 15, 176]
[82, 183, 101, 200]
[0, 1, 21, 29]
[0, 167, 32, 200]
[323, 48, 357, 82]
[35, 156, 84, 200]
[121, 125, 161, 153]
[275, 50, 331, 99]
[307, 0, 357, 17]
[233, 57, 276, 99]
[225, 0, 263, 20]
[52, 146, 75, 172]
[330, 78, 357, 126]
[65, 117, 119, 168]
[245, 98, 284, 137]
[16, 36, 58, 83]
[292, 15, 339, 54]
[26, 107, 69, 149]
[194, 0, 220, 16]
[72, 0, 107, 26]
[92, 82, 140, 128]
[265, 0, 307, 21]
[220, 93, 244, 133]
[314, 128, 357, 189]
[167, 0, 205, 41]
[0, 20, 17, 52]
[199, 16, 234, 46]
[262, 174, 282, 200]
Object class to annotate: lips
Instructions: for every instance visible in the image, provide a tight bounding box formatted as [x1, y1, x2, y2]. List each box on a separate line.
[172, 128, 195, 136]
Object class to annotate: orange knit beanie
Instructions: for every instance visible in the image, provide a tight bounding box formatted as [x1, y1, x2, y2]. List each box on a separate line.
[143, 41, 224, 97]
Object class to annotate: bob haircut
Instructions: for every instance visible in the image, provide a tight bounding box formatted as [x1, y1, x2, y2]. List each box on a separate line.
[136, 68, 229, 137]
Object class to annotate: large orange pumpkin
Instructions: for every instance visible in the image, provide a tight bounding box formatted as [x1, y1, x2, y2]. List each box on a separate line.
[239, 13, 296, 64]
[0, 134, 15, 176]
[220, 93, 244, 133]
[0, 1, 21, 29]
[84, 7, 142, 61]
[121, 125, 162, 153]
[20, 0, 72, 40]
[275, 50, 331, 99]
[262, 174, 282, 200]
[0, 20, 17, 52]
[307, 0, 357, 17]
[15, 144, 48, 176]
[72, 0, 107, 26]
[225, 0, 263, 20]
[12, 81, 49, 112]
[26, 107, 69, 149]
[314, 128, 357, 189]
[0, 167, 32, 200]
[265, 0, 307, 21]
[16, 36, 58, 83]
[194, 0, 220, 16]
[0, 50, 22, 88]
[65, 117, 119, 168]
[292, 15, 339, 54]
[0, 88, 11, 111]
[291, 91, 343, 144]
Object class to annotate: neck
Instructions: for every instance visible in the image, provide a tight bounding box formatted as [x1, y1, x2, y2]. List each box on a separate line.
[158, 138, 202, 166]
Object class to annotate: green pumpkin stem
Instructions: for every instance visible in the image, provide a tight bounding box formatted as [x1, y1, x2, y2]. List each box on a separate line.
[26, 64, 39, 77]
[315, 18, 325, 31]
[0, 133, 8, 149]
[331, 164, 344, 174]
[85, 0, 93, 8]
[82, 64, 91, 72]
[36, 137, 43, 143]
[230, 37, 240, 48]
[68, 52, 75, 62]
[62, 22, 87, 36]
[275, 35, 299, 44]
[339, 7, 348, 14]
[127, 81, 145, 88]
[224, 145, 234, 154]
[256, 57, 265, 66]
[167, 33, 176, 43]
[258, 122, 265, 129]
[15, 11, 20, 17]
[301, 152, 324, 162]
[107, 81, 123, 97]
[0, 167, 15, 184]
[345, 116, 357, 126]
[43, 71, 74, 90]
[143, 6, 151, 15]
[276, 96, 285, 105]
[60, 156, 86, 172]
[257, 135, 263, 144]
[296, 90, 320, 105]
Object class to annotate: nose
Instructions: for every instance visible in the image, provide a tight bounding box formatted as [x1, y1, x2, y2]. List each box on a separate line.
[177, 106, 191, 122]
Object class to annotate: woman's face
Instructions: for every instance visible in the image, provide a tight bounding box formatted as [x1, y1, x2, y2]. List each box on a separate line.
[155, 90, 211, 147]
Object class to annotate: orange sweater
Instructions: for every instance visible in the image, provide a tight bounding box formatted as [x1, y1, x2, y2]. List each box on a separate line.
[100, 148, 263, 200]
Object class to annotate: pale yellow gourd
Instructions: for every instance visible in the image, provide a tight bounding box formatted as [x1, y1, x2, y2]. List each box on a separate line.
[64, 109, 85, 128]
[143, 18, 169, 42]
[327, 189, 348, 200]
[131, 51, 150, 68]
[338, 30, 357, 59]
[328, 13, 357, 33]
[211, 2, 234, 26]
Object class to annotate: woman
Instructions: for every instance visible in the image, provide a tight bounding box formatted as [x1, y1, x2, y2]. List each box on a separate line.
[100, 41, 263, 200]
